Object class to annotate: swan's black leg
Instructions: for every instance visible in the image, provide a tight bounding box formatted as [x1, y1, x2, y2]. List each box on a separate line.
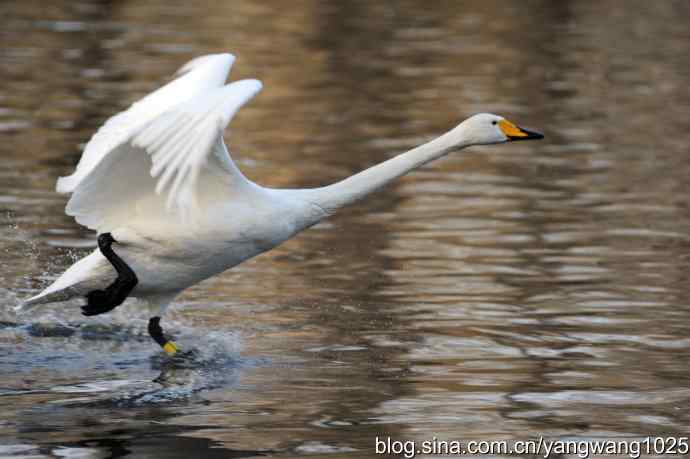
[82, 233, 138, 316]
[148, 316, 179, 355]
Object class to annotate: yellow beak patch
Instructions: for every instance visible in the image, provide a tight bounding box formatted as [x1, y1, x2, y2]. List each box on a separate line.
[498, 119, 528, 138]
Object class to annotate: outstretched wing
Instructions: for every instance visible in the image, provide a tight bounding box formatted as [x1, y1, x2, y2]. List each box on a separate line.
[57, 53, 235, 194]
[61, 59, 262, 232]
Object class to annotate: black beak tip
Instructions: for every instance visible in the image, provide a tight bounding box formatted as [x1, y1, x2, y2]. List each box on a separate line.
[510, 127, 544, 141]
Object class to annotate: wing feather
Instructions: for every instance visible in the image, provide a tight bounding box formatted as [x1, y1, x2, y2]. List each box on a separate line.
[57, 53, 235, 194]
[64, 78, 263, 231]
[134, 79, 262, 213]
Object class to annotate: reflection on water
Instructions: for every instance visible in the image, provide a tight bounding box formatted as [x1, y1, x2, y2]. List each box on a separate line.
[2, 0, 690, 457]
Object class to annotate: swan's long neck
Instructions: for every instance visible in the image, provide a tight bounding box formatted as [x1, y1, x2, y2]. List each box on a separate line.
[302, 127, 468, 215]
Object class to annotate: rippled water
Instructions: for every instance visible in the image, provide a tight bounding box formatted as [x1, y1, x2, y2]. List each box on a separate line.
[2, 1, 690, 458]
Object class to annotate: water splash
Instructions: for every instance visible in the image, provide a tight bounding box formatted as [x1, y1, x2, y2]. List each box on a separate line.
[0, 315, 250, 405]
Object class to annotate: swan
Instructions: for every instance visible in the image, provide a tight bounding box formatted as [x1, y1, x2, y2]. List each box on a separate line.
[20, 53, 543, 355]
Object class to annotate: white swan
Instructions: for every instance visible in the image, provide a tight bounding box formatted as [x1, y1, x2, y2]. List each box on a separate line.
[20, 53, 543, 355]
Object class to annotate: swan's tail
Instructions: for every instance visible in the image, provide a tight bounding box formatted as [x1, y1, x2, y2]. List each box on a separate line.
[18, 287, 79, 312]
[17, 249, 112, 313]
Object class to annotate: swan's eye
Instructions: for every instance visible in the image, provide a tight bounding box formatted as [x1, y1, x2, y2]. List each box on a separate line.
[491, 120, 497, 125]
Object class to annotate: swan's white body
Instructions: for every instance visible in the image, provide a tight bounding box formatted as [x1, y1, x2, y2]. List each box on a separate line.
[22, 53, 541, 315]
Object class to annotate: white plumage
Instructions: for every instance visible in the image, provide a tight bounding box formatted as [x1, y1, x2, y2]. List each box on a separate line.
[21, 52, 543, 323]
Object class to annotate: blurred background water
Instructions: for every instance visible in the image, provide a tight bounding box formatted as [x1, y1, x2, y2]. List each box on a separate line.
[1, 0, 690, 458]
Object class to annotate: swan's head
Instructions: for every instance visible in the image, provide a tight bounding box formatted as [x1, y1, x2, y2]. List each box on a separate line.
[454, 113, 543, 147]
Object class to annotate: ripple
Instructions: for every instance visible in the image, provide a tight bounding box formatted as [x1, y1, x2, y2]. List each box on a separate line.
[512, 388, 690, 407]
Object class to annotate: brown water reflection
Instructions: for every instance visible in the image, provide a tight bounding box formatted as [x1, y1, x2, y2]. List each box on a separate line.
[2, 1, 690, 458]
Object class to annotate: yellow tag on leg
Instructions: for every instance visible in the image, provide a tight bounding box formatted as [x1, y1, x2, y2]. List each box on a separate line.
[163, 341, 179, 355]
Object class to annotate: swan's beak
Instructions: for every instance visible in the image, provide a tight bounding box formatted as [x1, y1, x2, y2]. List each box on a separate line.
[499, 119, 544, 141]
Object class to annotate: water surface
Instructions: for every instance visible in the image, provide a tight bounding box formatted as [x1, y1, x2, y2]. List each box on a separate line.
[2, 1, 690, 458]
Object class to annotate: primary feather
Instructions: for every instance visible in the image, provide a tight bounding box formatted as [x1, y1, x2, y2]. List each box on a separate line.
[57, 53, 235, 196]
[65, 78, 261, 231]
